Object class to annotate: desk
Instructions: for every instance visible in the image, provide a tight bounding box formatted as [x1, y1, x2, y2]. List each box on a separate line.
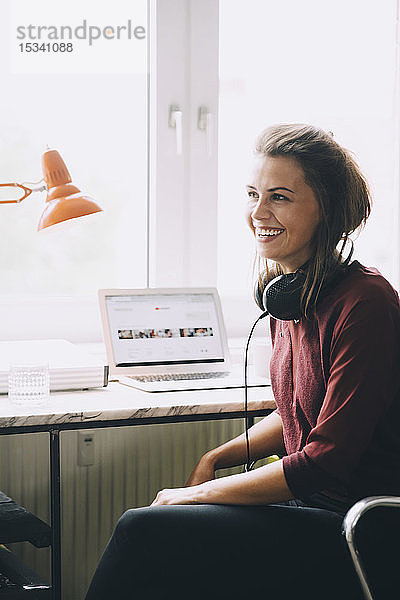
[0, 381, 275, 600]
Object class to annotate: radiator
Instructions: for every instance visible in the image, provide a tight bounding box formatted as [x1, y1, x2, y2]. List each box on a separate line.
[0, 418, 246, 599]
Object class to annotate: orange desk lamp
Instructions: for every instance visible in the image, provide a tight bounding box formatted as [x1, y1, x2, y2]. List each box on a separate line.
[0, 149, 102, 230]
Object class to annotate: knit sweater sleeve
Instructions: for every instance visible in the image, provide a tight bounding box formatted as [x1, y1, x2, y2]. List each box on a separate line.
[282, 279, 400, 499]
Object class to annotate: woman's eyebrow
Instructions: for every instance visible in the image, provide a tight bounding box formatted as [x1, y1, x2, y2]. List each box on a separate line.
[268, 186, 295, 193]
[245, 185, 295, 193]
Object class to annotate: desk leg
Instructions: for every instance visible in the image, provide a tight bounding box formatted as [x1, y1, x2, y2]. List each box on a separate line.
[50, 430, 62, 600]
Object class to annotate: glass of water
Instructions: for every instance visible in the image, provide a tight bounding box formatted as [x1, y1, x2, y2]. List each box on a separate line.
[8, 363, 50, 407]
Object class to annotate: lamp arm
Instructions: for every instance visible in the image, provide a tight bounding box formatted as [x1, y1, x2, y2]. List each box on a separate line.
[0, 181, 46, 204]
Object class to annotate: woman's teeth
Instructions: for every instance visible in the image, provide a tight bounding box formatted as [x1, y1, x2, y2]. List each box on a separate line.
[257, 228, 284, 237]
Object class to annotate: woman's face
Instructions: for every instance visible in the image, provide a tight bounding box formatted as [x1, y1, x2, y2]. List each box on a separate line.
[246, 155, 321, 273]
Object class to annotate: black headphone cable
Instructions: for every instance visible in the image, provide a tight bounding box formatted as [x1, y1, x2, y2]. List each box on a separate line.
[244, 310, 268, 472]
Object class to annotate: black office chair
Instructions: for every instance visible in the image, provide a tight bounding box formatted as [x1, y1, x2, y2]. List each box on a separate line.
[343, 496, 400, 600]
[0, 490, 51, 598]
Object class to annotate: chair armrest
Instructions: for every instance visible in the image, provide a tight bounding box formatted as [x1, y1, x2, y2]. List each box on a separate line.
[342, 496, 400, 600]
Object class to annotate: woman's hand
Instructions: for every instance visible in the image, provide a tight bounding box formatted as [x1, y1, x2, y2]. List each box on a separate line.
[151, 452, 216, 506]
[151, 485, 202, 506]
[150, 453, 215, 506]
[185, 453, 216, 487]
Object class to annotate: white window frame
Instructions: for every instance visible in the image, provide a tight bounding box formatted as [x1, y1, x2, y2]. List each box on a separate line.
[149, 0, 219, 288]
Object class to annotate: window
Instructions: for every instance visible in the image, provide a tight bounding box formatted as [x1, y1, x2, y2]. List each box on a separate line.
[218, 0, 400, 299]
[1, 0, 148, 296]
[2, 0, 399, 342]
[0, 0, 221, 341]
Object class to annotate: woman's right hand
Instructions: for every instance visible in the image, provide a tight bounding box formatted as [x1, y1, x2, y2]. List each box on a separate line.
[185, 452, 216, 487]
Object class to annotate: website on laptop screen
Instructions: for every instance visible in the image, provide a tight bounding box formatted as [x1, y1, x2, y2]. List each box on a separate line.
[106, 293, 225, 367]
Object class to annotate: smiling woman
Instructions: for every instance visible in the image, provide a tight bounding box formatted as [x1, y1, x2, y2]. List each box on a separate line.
[84, 123, 400, 600]
[250, 124, 371, 317]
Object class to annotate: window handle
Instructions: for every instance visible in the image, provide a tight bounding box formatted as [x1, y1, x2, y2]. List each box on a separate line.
[168, 104, 183, 156]
[198, 106, 213, 157]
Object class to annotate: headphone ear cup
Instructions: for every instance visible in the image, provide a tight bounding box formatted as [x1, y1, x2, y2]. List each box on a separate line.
[262, 272, 305, 321]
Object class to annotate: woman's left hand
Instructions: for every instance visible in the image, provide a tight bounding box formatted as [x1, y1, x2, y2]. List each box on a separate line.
[151, 485, 203, 506]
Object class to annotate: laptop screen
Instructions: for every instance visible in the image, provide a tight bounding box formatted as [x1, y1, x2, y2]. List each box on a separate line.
[105, 292, 225, 367]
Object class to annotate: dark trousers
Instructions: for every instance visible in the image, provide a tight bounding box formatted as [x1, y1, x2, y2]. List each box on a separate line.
[84, 501, 366, 600]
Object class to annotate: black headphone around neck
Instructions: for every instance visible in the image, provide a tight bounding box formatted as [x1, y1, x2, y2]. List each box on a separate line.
[255, 270, 306, 321]
[254, 249, 354, 322]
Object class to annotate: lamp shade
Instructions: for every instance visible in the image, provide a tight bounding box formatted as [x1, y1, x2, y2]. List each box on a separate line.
[38, 149, 102, 231]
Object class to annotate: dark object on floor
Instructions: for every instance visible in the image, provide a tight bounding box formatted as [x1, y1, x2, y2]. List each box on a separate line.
[0, 492, 51, 548]
[0, 491, 51, 598]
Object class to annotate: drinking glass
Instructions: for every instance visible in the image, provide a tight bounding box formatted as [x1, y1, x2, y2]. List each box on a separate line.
[8, 363, 50, 407]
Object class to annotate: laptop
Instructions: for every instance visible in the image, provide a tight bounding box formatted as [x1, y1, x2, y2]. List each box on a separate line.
[98, 287, 270, 392]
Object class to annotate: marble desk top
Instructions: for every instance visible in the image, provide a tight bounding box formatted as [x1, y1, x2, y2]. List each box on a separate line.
[0, 381, 276, 430]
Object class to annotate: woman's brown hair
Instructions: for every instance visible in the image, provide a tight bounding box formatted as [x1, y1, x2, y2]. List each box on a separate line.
[254, 123, 372, 318]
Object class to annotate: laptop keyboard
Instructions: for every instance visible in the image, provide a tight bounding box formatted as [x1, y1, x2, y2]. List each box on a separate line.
[127, 372, 230, 383]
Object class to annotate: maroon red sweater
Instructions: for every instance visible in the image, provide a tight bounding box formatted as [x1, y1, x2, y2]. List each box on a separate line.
[270, 261, 400, 504]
